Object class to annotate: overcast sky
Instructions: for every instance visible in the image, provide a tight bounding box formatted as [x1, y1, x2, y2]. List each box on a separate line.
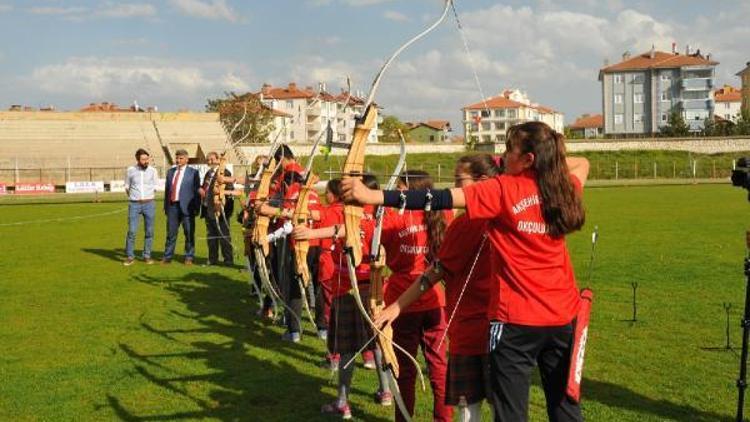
[0, 0, 748, 127]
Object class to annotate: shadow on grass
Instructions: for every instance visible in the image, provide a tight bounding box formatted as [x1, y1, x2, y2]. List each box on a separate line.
[107, 271, 387, 421]
[83, 248, 172, 264]
[582, 377, 733, 422]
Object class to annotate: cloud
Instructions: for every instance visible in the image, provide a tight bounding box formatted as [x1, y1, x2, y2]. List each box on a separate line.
[27, 3, 156, 20]
[307, 0, 394, 6]
[383, 10, 408, 22]
[27, 56, 252, 108]
[168, 0, 239, 22]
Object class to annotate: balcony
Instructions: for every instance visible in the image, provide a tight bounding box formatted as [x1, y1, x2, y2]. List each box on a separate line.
[306, 120, 322, 132]
[679, 98, 714, 110]
[681, 78, 713, 91]
[307, 106, 321, 117]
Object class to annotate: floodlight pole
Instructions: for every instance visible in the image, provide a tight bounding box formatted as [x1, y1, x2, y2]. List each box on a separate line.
[736, 230, 750, 422]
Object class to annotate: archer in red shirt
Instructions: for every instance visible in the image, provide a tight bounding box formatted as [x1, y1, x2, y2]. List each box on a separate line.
[346, 121, 590, 422]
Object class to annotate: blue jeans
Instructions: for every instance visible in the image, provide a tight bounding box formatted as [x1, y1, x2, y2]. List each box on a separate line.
[163, 202, 195, 260]
[125, 200, 155, 259]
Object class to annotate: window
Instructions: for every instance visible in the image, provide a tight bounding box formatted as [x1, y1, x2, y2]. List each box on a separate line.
[725, 103, 731, 110]
[633, 93, 643, 104]
[495, 109, 506, 118]
[661, 92, 670, 101]
[614, 94, 623, 104]
[289, 131, 294, 140]
[634, 113, 643, 123]
[469, 123, 478, 131]
[481, 110, 491, 118]
[286, 100, 293, 108]
[495, 134, 505, 142]
[495, 122, 506, 131]
[614, 114, 624, 124]
[632, 74, 644, 84]
[481, 122, 491, 131]
[507, 109, 517, 118]
[482, 135, 492, 143]
[614, 74, 623, 84]
[429, 135, 435, 142]
[661, 114, 668, 122]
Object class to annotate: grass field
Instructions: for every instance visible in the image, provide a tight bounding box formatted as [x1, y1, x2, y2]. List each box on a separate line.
[0, 184, 747, 421]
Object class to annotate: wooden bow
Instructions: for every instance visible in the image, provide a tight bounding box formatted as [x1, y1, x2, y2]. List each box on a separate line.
[342, 3, 451, 420]
[368, 134, 411, 419]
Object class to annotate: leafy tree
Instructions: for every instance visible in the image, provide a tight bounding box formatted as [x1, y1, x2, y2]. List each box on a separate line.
[659, 109, 690, 137]
[206, 92, 274, 144]
[378, 115, 410, 143]
[734, 108, 750, 136]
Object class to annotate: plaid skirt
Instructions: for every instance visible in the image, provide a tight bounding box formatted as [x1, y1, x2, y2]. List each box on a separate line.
[445, 353, 490, 406]
[327, 284, 375, 354]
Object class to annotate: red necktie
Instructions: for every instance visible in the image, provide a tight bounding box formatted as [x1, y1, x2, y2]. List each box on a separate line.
[171, 166, 182, 202]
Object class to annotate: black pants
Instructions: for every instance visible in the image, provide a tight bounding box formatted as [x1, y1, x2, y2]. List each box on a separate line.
[205, 215, 233, 264]
[271, 236, 302, 333]
[488, 322, 582, 422]
[306, 246, 324, 330]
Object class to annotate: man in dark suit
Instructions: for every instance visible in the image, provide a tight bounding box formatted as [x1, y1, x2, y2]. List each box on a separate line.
[163, 149, 200, 265]
[199, 151, 235, 266]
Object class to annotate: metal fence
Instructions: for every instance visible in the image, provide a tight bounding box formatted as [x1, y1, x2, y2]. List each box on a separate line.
[0, 158, 735, 187]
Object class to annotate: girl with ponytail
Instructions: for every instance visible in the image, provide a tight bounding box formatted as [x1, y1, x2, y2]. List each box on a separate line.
[343, 121, 589, 422]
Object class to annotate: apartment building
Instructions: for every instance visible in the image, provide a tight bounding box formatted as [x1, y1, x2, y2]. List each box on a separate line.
[713, 85, 742, 122]
[599, 47, 718, 135]
[738, 62, 750, 116]
[461, 89, 564, 144]
[258, 82, 378, 145]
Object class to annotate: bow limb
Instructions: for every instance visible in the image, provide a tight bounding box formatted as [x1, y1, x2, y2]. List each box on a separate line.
[292, 173, 320, 329]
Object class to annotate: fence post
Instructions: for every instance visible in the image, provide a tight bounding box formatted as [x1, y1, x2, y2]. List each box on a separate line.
[673, 161, 676, 178]
[634, 161, 638, 179]
[692, 160, 697, 179]
[438, 164, 441, 183]
[39, 168, 43, 183]
[90, 167, 93, 182]
[66, 156, 71, 183]
[615, 161, 619, 180]
[712, 160, 716, 178]
[15, 157, 19, 185]
[596, 161, 600, 179]
[653, 162, 657, 178]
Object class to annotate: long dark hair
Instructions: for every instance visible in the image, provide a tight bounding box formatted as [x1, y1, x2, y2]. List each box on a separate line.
[456, 154, 503, 179]
[506, 121, 585, 237]
[400, 170, 446, 263]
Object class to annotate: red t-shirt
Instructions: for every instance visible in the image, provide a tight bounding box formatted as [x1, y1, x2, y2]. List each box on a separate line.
[329, 217, 375, 298]
[317, 202, 343, 282]
[380, 210, 448, 313]
[438, 214, 492, 355]
[462, 171, 582, 326]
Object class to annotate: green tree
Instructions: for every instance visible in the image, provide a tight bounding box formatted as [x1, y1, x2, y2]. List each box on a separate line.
[660, 109, 690, 137]
[734, 108, 750, 136]
[206, 92, 274, 144]
[378, 115, 410, 143]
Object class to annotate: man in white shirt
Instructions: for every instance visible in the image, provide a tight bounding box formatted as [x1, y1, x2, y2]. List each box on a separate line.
[123, 148, 159, 266]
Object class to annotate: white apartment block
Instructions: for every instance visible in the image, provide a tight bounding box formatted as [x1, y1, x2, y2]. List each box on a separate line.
[259, 82, 379, 145]
[462, 89, 564, 144]
[714, 85, 742, 122]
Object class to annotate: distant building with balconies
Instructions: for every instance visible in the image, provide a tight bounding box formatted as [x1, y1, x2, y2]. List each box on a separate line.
[257, 82, 379, 145]
[738, 62, 750, 116]
[461, 89, 564, 144]
[599, 46, 718, 135]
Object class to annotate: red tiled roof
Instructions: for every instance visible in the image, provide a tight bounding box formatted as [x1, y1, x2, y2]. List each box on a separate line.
[569, 114, 603, 129]
[424, 120, 450, 130]
[463, 95, 526, 110]
[259, 83, 315, 100]
[601, 51, 718, 73]
[714, 86, 742, 103]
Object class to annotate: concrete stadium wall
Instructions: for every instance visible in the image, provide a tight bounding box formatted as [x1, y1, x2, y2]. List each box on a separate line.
[238, 142, 466, 159]
[0, 111, 229, 171]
